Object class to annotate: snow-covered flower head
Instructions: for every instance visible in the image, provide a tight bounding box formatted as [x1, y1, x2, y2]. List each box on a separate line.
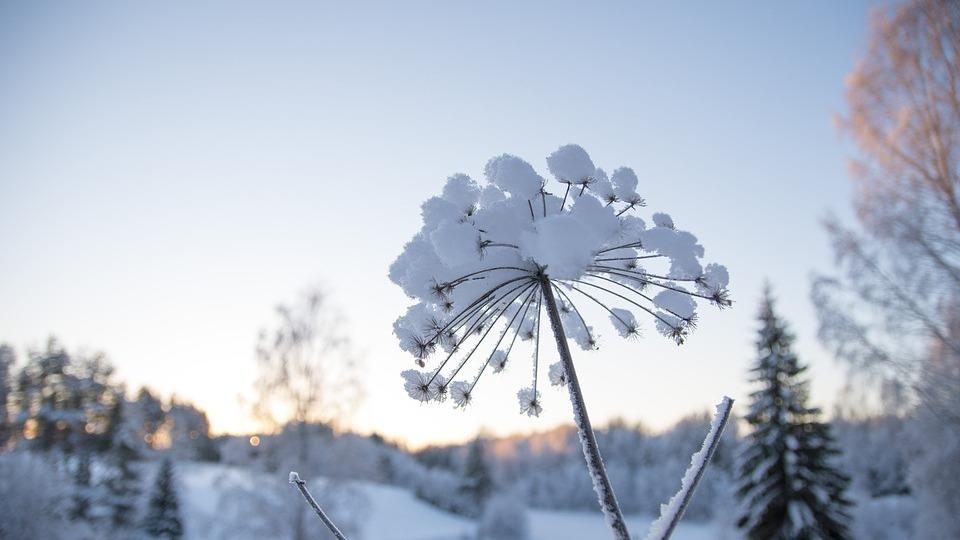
[390, 145, 731, 415]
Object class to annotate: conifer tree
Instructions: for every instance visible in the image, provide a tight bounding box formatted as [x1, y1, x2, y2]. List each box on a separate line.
[460, 437, 493, 512]
[142, 458, 184, 539]
[12, 339, 74, 451]
[102, 399, 142, 529]
[0, 344, 13, 446]
[69, 451, 94, 522]
[736, 289, 853, 539]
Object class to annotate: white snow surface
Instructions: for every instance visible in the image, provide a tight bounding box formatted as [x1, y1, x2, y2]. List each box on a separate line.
[175, 461, 721, 540]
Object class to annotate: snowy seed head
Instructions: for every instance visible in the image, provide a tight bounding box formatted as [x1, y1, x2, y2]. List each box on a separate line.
[609, 308, 641, 339]
[652, 212, 675, 229]
[547, 144, 596, 185]
[401, 369, 432, 402]
[548, 362, 568, 387]
[391, 145, 731, 413]
[518, 387, 543, 417]
[489, 350, 509, 373]
[450, 381, 472, 408]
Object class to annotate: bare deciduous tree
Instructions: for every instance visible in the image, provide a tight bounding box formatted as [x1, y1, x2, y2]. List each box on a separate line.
[813, 0, 960, 417]
[814, 1, 960, 535]
[254, 287, 363, 540]
[255, 288, 361, 438]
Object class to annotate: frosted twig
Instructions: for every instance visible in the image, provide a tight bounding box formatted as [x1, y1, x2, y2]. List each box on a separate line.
[644, 396, 734, 540]
[288, 472, 348, 540]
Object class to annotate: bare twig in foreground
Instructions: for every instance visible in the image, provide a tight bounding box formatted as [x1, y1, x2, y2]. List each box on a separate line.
[289, 472, 348, 540]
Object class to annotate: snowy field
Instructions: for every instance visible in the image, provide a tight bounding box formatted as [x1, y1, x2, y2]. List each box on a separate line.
[176, 462, 721, 540]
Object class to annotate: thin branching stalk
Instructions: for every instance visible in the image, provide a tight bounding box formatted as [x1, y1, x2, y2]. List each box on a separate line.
[565, 280, 680, 334]
[446, 282, 538, 382]
[587, 266, 722, 303]
[288, 472, 348, 540]
[560, 182, 572, 209]
[539, 275, 631, 540]
[468, 286, 539, 392]
[429, 279, 536, 384]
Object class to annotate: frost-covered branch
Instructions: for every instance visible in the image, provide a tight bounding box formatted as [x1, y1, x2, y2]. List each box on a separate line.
[644, 396, 734, 540]
[289, 472, 348, 540]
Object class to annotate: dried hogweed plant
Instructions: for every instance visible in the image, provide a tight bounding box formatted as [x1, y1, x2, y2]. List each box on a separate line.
[386, 145, 734, 539]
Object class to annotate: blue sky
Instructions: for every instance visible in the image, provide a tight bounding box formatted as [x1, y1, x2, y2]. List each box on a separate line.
[0, 1, 881, 447]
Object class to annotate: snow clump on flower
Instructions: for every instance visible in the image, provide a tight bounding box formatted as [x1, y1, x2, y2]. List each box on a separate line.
[390, 144, 731, 414]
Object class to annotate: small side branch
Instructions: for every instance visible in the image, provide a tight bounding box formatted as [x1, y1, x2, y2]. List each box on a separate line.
[644, 396, 734, 540]
[289, 472, 348, 540]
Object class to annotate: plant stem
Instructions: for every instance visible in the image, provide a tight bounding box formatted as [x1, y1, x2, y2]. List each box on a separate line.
[539, 276, 631, 540]
[289, 472, 348, 540]
[645, 396, 734, 540]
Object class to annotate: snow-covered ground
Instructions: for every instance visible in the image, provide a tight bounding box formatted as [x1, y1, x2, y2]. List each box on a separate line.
[176, 461, 721, 540]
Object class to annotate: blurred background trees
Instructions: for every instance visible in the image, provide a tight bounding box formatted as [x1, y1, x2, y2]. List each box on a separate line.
[0, 337, 217, 539]
[251, 288, 365, 540]
[813, 0, 960, 537]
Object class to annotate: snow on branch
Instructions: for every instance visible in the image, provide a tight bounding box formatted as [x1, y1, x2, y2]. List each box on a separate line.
[644, 396, 734, 540]
[289, 471, 348, 540]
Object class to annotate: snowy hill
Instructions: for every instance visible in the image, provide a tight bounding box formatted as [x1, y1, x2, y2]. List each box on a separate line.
[174, 461, 721, 540]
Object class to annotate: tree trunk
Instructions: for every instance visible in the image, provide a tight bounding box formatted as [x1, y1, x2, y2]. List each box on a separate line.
[539, 276, 631, 540]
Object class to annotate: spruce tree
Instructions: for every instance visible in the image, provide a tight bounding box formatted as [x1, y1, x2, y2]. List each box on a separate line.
[736, 289, 853, 539]
[142, 458, 184, 539]
[69, 451, 94, 522]
[460, 437, 493, 513]
[0, 344, 13, 446]
[102, 399, 142, 529]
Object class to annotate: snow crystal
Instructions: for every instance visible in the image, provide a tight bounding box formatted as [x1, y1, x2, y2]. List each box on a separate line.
[560, 305, 595, 350]
[548, 361, 567, 386]
[652, 289, 696, 320]
[488, 350, 509, 373]
[441, 174, 480, 214]
[420, 196, 462, 230]
[697, 263, 730, 296]
[588, 168, 617, 203]
[401, 370, 448, 402]
[519, 214, 596, 280]
[610, 167, 640, 201]
[568, 192, 619, 241]
[608, 308, 638, 337]
[388, 235, 445, 299]
[484, 154, 544, 199]
[652, 213, 674, 229]
[546, 144, 595, 184]
[618, 215, 647, 240]
[429, 221, 481, 268]
[450, 381, 472, 408]
[288, 471, 301, 484]
[517, 387, 542, 417]
[641, 227, 703, 277]
[480, 184, 506, 207]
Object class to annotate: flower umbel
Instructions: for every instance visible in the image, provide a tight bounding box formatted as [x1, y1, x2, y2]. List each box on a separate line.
[390, 144, 732, 412]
